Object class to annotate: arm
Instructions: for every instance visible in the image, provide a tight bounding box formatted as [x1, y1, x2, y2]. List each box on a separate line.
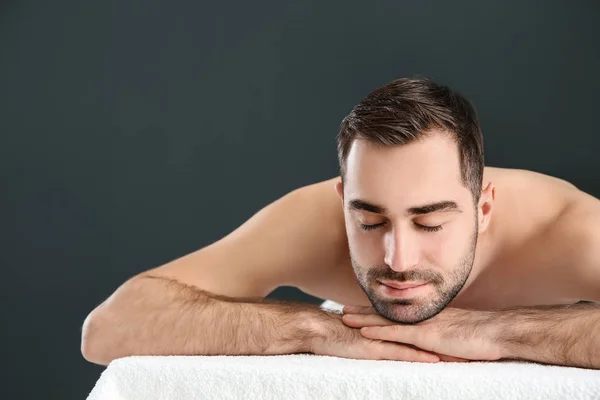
[81, 274, 324, 366]
[494, 302, 600, 369]
[82, 272, 443, 366]
[81, 180, 346, 365]
[342, 303, 600, 369]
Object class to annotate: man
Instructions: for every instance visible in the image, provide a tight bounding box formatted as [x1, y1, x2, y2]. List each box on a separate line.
[81, 77, 600, 368]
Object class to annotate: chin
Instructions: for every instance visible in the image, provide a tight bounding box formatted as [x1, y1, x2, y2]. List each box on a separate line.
[370, 295, 445, 324]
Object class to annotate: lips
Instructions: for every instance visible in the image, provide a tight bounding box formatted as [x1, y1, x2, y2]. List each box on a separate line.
[380, 281, 427, 290]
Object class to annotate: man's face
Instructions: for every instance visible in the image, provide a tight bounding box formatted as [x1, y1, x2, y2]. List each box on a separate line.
[338, 133, 478, 324]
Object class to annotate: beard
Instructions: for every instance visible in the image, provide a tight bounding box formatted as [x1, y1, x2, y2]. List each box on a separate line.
[351, 225, 478, 324]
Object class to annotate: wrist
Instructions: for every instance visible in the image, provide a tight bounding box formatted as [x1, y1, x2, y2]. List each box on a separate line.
[301, 309, 340, 354]
[485, 310, 517, 360]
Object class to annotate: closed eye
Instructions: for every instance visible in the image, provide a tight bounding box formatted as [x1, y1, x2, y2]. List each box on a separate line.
[417, 224, 443, 233]
[358, 222, 385, 231]
[358, 222, 443, 232]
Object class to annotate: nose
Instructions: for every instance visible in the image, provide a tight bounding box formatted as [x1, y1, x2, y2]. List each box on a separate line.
[383, 226, 420, 272]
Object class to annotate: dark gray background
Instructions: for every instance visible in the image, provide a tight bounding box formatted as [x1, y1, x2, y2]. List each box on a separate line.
[2, 1, 599, 398]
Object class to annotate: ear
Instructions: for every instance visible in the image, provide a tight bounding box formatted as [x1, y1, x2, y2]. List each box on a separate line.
[477, 182, 495, 233]
[335, 180, 344, 200]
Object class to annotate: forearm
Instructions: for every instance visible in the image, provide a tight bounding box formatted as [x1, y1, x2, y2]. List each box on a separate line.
[494, 302, 600, 369]
[81, 275, 323, 365]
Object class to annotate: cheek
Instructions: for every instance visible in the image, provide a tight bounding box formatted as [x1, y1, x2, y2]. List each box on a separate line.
[347, 228, 384, 260]
[420, 235, 445, 264]
[349, 231, 381, 254]
[423, 226, 470, 263]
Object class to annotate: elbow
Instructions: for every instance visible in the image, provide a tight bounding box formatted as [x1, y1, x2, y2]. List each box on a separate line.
[80, 308, 114, 366]
[81, 277, 146, 365]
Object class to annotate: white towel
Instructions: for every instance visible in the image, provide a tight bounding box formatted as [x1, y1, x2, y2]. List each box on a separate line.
[87, 354, 600, 400]
[319, 299, 345, 313]
[86, 300, 600, 400]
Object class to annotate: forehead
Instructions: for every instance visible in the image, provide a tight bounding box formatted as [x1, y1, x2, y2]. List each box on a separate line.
[344, 134, 467, 206]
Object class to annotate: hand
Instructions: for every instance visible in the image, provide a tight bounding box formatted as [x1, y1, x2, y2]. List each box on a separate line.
[308, 311, 441, 363]
[341, 305, 503, 362]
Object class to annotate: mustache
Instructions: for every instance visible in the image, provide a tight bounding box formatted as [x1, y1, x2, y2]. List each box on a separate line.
[366, 266, 443, 285]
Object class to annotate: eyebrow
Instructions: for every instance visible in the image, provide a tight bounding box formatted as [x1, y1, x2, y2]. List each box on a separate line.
[347, 199, 463, 216]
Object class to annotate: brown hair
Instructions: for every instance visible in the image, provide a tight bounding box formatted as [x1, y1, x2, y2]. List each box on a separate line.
[336, 77, 485, 203]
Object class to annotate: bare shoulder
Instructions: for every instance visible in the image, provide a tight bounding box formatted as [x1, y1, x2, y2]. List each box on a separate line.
[484, 166, 579, 194]
[547, 186, 600, 302]
[484, 167, 583, 243]
[483, 167, 600, 303]
[285, 176, 349, 278]
[142, 175, 348, 299]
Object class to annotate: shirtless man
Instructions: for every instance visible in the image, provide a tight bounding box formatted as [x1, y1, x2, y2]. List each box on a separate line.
[81, 77, 600, 369]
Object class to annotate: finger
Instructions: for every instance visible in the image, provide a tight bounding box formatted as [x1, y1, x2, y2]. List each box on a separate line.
[360, 325, 422, 348]
[342, 313, 395, 328]
[377, 342, 439, 363]
[436, 354, 471, 362]
[342, 305, 377, 315]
